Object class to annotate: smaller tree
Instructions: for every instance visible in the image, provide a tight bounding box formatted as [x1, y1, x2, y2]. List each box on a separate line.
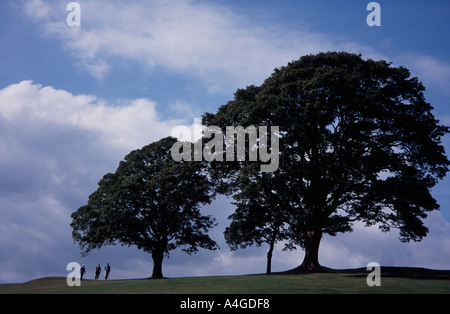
[71, 137, 218, 278]
[224, 169, 293, 274]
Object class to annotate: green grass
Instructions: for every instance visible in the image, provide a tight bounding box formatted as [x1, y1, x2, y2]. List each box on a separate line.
[1, 267, 449, 294]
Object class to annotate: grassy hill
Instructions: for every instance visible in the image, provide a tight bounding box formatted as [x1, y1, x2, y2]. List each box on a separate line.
[1, 267, 449, 294]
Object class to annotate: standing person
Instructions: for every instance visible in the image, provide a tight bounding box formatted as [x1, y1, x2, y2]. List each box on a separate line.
[95, 264, 101, 280]
[104, 263, 111, 280]
[80, 264, 86, 280]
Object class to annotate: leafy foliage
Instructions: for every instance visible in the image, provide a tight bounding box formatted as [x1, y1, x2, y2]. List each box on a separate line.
[205, 52, 449, 271]
[72, 52, 449, 275]
[71, 137, 217, 278]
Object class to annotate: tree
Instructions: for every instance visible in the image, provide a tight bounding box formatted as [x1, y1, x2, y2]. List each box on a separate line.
[71, 137, 218, 278]
[205, 52, 449, 272]
[224, 169, 293, 274]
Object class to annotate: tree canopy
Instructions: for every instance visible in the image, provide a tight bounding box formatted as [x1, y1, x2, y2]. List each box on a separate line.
[205, 51, 449, 272]
[71, 137, 218, 278]
[71, 52, 449, 276]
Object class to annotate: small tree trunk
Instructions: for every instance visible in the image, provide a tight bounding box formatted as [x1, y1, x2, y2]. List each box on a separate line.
[266, 232, 277, 275]
[151, 250, 164, 279]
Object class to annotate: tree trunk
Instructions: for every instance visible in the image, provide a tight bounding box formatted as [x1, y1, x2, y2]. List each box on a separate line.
[266, 233, 276, 275]
[151, 250, 164, 279]
[289, 225, 325, 273]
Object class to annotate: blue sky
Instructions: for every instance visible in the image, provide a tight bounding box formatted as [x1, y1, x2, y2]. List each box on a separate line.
[1, 0, 450, 283]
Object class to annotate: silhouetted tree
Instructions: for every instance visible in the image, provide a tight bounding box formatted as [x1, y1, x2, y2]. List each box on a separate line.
[205, 52, 449, 272]
[224, 169, 293, 274]
[71, 137, 218, 278]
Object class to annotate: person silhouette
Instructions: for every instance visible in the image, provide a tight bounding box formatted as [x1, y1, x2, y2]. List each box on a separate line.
[95, 264, 101, 280]
[80, 264, 86, 280]
[104, 263, 111, 280]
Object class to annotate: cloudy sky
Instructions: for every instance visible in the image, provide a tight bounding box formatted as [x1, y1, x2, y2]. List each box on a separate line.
[1, 0, 450, 283]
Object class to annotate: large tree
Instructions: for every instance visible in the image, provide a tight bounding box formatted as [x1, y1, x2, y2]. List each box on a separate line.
[205, 52, 449, 272]
[71, 137, 218, 278]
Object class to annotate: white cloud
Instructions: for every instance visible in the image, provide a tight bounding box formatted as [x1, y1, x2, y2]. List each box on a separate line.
[0, 80, 180, 282]
[23, 0, 375, 93]
[0, 80, 180, 154]
[23, 0, 57, 21]
[318, 211, 450, 270]
[398, 54, 450, 95]
[406, 211, 450, 269]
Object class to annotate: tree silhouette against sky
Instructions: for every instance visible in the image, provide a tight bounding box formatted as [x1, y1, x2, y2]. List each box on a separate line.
[205, 52, 449, 272]
[71, 52, 449, 276]
[71, 137, 218, 278]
